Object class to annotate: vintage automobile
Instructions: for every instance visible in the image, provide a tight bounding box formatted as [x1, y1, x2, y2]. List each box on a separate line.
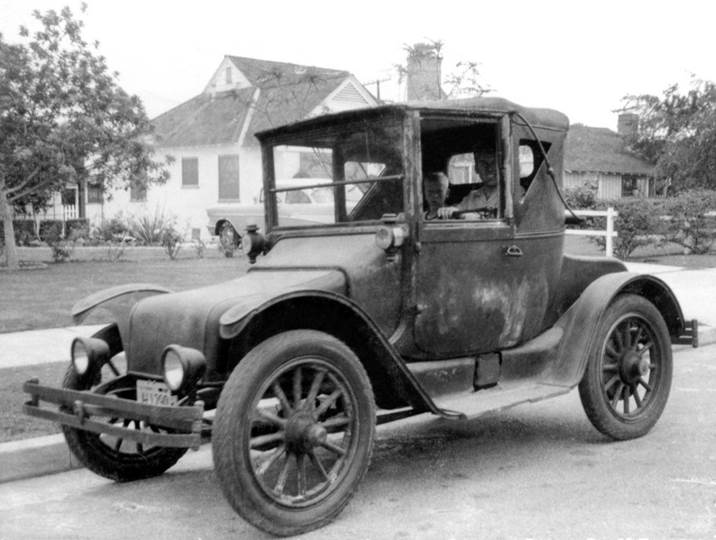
[207, 179, 364, 256]
[24, 97, 697, 537]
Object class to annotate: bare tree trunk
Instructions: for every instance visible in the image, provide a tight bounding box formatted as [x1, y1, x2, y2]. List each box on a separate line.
[0, 190, 20, 269]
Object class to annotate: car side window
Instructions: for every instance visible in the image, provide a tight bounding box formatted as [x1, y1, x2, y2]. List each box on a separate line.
[421, 117, 502, 223]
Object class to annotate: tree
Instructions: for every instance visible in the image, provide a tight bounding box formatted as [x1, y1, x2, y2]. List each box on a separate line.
[0, 5, 169, 269]
[621, 79, 716, 191]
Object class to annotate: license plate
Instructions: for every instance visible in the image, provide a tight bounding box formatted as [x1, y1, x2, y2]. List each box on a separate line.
[136, 380, 178, 406]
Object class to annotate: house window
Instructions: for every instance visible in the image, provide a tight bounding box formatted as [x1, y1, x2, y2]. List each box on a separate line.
[130, 181, 147, 202]
[225, 67, 232, 84]
[622, 175, 639, 197]
[218, 154, 240, 200]
[61, 187, 77, 206]
[182, 157, 199, 187]
[87, 183, 103, 204]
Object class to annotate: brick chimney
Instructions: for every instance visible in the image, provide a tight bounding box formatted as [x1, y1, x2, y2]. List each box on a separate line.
[406, 43, 443, 101]
[617, 113, 639, 138]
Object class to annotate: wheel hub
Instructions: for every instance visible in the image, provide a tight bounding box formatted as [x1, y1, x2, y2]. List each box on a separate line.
[285, 412, 327, 453]
[620, 351, 649, 384]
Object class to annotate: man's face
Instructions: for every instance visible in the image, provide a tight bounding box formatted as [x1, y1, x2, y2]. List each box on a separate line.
[477, 159, 497, 187]
[425, 178, 448, 210]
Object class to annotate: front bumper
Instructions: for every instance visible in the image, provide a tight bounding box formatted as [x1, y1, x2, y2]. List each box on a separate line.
[23, 379, 204, 450]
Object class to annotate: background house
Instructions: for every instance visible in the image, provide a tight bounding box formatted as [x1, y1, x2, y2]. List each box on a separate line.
[564, 113, 659, 199]
[78, 55, 377, 237]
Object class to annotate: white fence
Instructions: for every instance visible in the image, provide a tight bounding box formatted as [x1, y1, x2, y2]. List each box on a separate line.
[565, 207, 618, 257]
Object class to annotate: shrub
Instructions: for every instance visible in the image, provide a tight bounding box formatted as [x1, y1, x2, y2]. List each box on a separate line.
[65, 218, 90, 242]
[662, 189, 716, 254]
[0, 219, 37, 246]
[161, 226, 183, 260]
[38, 220, 64, 242]
[93, 216, 131, 243]
[564, 182, 598, 210]
[129, 209, 176, 246]
[585, 199, 662, 259]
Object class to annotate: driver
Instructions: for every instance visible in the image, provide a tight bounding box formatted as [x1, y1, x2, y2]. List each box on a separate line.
[434, 157, 498, 219]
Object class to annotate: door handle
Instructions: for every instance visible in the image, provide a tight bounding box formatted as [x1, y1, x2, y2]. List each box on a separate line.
[504, 245, 523, 257]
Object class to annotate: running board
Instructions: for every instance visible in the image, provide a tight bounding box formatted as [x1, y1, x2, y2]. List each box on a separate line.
[431, 380, 573, 421]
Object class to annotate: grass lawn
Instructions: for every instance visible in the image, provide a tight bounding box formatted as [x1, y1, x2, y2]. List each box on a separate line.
[1, 255, 248, 333]
[1, 362, 67, 442]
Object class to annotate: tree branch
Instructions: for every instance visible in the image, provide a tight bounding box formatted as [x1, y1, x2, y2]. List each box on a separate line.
[5, 166, 42, 196]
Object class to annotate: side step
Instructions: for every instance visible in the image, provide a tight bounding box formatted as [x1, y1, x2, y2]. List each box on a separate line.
[674, 319, 698, 347]
[432, 381, 572, 421]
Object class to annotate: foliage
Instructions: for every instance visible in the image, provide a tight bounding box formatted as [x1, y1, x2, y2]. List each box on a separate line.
[621, 79, 716, 191]
[39, 219, 75, 262]
[564, 183, 598, 210]
[38, 220, 64, 242]
[608, 199, 664, 259]
[104, 240, 127, 263]
[0, 5, 170, 269]
[662, 189, 716, 254]
[161, 226, 183, 260]
[128, 208, 176, 246]
[92, 215, 131, 242]
[0, 219, 36, 246]
[65, 218, 89, 241]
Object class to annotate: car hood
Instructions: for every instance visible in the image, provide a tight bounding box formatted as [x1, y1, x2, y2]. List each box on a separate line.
[126, 269, 346, 376]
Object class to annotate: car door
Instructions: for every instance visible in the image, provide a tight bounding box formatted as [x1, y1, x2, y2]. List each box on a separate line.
[413, 114, 550, 357]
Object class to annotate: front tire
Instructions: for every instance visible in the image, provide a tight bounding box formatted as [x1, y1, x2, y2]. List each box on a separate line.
[62, 358, 187, 482]
[213, 330, 376, 537]
[579, 294, 672, 440]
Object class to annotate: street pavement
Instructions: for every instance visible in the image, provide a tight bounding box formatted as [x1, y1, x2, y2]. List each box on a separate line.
[2, 343, 715, 539]
[1, 261, 715, 484]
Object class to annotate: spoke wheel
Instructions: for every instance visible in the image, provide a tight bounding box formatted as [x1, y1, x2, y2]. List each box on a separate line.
[61, 357, 187, 482]
[213, 330, 375, 536]
[579, 294, 672, 440]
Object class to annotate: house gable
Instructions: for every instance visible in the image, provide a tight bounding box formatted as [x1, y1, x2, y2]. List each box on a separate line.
[309, 75, 377, 117]
[204, 56, 252, 94]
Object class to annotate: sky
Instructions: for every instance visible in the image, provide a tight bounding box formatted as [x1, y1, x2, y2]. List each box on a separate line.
[1, 0, 714, 130]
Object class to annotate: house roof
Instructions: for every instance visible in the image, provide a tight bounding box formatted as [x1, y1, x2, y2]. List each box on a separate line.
[565, 123, 655, 176]
[152, 56, 353, 148]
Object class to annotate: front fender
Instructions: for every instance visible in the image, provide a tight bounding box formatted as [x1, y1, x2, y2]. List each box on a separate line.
[72, 283, 172, 346]
[219, 290, 441, 414]
[548, 271, 685, 387]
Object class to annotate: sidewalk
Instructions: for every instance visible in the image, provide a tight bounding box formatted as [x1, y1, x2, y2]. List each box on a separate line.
[1, 263, 715, 483]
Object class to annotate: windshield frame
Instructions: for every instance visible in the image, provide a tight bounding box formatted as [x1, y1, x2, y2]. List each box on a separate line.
[260, 109, 409, 233]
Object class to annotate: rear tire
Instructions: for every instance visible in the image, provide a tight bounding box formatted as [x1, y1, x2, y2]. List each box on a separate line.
[579, 294, 672, 440]
[213, 330, 375, 536]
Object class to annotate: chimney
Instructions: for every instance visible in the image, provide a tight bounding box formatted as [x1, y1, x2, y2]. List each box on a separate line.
[406, 43, 443, 101]
[617, 113, 639, 138]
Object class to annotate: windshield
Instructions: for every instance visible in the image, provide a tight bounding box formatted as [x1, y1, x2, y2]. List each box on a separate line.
[268, 117, 404, 228]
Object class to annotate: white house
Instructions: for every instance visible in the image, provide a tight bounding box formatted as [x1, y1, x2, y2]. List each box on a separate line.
[564, 114, 659, 199]
[80, 55, 377, 237]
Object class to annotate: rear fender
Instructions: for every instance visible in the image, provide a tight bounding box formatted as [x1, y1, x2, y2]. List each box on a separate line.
[219, 291, 439, 413]
[549, 272, 685, 387]
[72, 284, 172, 346]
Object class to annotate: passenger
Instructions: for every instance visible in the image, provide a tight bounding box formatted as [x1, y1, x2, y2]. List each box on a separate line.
[423, 172, 450, 220]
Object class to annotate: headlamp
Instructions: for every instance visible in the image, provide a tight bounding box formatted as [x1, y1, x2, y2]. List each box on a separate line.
[71, 337, 110, 375]
[161, 345, 207, 393]
[243, 224, 267, 264]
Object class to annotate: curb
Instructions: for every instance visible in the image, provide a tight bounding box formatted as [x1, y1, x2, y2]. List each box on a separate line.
[0, 434, 81, 483]
[2, 327, 714, 485]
